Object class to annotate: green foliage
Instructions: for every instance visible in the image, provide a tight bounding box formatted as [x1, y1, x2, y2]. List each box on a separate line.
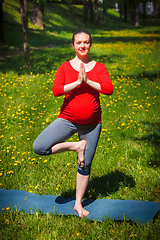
[0, 0, 160, 239]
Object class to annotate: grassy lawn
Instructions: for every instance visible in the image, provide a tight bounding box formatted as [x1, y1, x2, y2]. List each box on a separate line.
[0, 0, 160, 239]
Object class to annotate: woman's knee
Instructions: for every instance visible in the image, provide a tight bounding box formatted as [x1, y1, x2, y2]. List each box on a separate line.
[33, 140, 45, 155]
[78, 167, 90, 176]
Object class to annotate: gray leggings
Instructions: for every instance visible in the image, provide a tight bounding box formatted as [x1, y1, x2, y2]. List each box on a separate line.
[33, 118, 101, 175]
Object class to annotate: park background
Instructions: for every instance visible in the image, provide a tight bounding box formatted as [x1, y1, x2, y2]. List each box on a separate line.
[0, 0, 160, 239]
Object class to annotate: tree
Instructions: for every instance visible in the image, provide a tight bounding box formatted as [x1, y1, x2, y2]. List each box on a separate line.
[103, 0, 107, 22]
[142, 0, 147, 22]
[31, 0, 44, 29]
[0, 0, 5, 43]
[65, 0, 80, 22]
[135, 0, 140, 26]
[154, 0, 160, 20]
[118, 0, 128, 22]
[94, 0, 99, 27]
[20, 0, 31, 68]
[83, 0, 88, 23]
[88, 0, 94, 23]
[118, 0, 123, 19]
[130, 0, 135, 27]
[124, 0, 127, 22]
[129, 0, 140, 27]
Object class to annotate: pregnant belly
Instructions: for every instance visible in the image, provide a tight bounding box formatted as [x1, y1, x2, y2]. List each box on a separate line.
[71, 104, 95, 122]
[60, 94, 101, 124]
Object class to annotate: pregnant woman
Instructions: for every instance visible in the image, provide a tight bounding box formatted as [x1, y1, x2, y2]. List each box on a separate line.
[33, 29, 114, 217]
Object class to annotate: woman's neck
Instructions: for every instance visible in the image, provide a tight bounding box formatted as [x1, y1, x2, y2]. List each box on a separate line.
[70, 57, 96, 72]
[74, 55, 91, 64]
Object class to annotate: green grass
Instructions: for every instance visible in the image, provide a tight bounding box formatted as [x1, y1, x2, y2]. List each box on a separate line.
[0, 0, 160, 239]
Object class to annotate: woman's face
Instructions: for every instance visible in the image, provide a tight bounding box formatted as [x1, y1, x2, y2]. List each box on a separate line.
[72, 33, 92, 58]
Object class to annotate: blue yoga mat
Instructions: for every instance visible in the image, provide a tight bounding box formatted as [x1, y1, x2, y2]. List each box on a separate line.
[0, 189, 160, 223]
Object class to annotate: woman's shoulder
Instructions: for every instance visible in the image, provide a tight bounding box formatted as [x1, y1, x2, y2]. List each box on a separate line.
[57, 61, 72, 72]
[94, 62, 108, 71]
[95, 62, 106, 68]
[59, 61, 70, 68]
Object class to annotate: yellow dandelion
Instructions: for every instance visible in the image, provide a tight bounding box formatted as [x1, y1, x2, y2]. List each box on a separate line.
[5, 219, 9, 225]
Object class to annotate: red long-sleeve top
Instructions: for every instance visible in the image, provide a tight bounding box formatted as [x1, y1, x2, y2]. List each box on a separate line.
[52, 61, 113, 125]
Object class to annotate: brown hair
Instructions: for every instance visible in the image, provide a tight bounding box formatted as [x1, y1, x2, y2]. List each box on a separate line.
[72, 29, 92, 45]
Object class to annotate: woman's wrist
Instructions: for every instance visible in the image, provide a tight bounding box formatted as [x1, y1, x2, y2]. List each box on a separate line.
[64, 79, 81, 93]
[85, 78, 101, 91]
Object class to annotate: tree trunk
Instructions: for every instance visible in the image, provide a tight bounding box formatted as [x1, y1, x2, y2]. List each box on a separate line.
[103, 0, 107, 22]
[135, 1, 140, 26]
[130, 0, 135, 27]
[88, 0, 94, 23]
[0, 1, 5, 43]
[94, 0, 99, 27]
[31, 2, 44, 29]
[143, 0, 146, 23]
[119, 4, 123, 19]
[155, 2, 160, 21]
[124, 0, 127, 22]
[20, 0, 31, 69]
[83, 0, 88, 23]
[65, 0, 79, 22]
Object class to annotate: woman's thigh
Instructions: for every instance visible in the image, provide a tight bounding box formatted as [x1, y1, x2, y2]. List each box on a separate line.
[33, 118, 77, 155]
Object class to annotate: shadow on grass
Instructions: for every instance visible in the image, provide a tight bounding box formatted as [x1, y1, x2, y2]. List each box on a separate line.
[61, 169, 136, 199]
[122, 72, 160, 82]
[2, 2, 160, 76]
[92, 35, 160, 44]
[133, 121, 160, 168]
[0, 47, 74, 75]
[0, 47, 125, 75]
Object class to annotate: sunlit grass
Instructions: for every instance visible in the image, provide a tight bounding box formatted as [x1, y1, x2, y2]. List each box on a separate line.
[0, 0, 160, 239]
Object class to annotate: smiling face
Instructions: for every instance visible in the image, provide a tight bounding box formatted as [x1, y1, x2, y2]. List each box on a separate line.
[72, 33, 92, 60]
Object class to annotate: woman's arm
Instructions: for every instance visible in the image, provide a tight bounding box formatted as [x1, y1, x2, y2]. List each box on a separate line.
[64, 64, 83, 93]
[63, 79, 81, 93]
[84, 78, 101, 92]
[89, 63, 113, 95]
[83, 64, 101, 91]
[98, 64, 114, 95]
[53, 63, 84, 96]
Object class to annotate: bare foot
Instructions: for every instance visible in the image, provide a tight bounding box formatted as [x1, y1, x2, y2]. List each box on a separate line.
[73, 203, 89, 217]
[77, 140, 86, 167]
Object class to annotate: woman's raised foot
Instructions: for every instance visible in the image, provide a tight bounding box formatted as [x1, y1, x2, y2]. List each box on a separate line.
[77, 140, 86, 167]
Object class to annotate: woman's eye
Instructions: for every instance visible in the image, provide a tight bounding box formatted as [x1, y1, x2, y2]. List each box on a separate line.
[76, 41, 89, 45]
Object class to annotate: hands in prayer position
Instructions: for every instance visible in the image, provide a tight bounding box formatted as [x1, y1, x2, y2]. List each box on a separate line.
[78, 63, 88, 84]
